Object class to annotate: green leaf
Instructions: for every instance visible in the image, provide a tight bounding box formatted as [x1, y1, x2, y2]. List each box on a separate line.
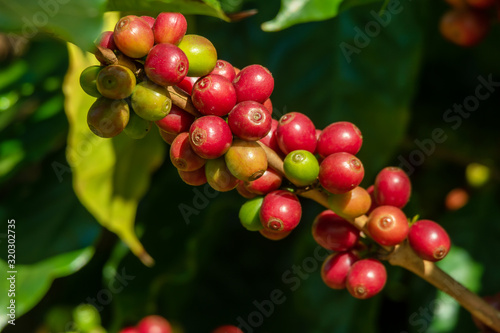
[0, 0, 106, 50]
[0, 247, 94, 330]
[106, 0, 229, 21]
[63, 40, 166, 266]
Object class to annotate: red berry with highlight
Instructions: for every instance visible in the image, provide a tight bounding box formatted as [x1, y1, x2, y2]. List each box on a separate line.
[176, 76, 198, 94]
[259, 119, 282, 155]
[113, 15, 154, 58]
[374, 167, 412, 208]
[210, 60, 236, 82]
[170, 132, 206, 171]
[321, 251, 359, 289]
[408, 220, 451, 262]
[137, 315, 172, 333]
[95, 31, 117, 51]
[140, 16, 155, 28]
[317, 121, 363, 157]
[189, 116, 233, 159]
[155, 105, 195, 135]
[244, 168, 282, 195]
[233, 64, 274, 103]
[439, 9, 489, 47]
[145, 43, 188, 86]
[318, 152, 364, 194]
[346, 259, 387, 299]
[366, 205, 409, 246]
[212, 325, 244, 333]
[276, 112, 317, 155]
[152, 12, 187, 45]
[260, 190, 302, 233]
[191, 74, 237, 116]
[228, 101, 272, 141]
[178, 166, 207, 186]
[312, 210, 360, 251]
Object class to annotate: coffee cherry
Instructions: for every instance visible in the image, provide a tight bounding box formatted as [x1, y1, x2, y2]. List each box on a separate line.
[113, 15, 154, 58]
[210, 60, 237, 82]
[408, 220, 451, 262]
[259, 228, 291, 241]
[145, 43, 189, 86]
[191, 74, 237, 116]
[131, 80, 172, 121]
[439, 9, 490, 47]
[80, 66, 102, 98]
[159, 128, 177, 145]
[225, 139, 268, 182]
[328, 186, 372, 220]
[321, 251, 359, 289]
[258, 118, 282, 155]
[119, 327, 139, 333]
[228, 101, 272, 140]
[366, 185, 379, 215]
[170, 132, 206, 171]
[312, 210, 360, 251]
[73, 304, 100, 332]
[374, 167, 411, 208]
[96, 65, 136, 100]
[123, 109, 152, 139]
[260, 190, 302, 233]
[178, 166, 207, 186]
[152, 12, 187, 45]
[445, 187, 469, 211]
[155, 105, 194, 135]
[317, 121, 363, 157]
[318, 152, 364, 194]
[239, 196, 265, 231]
[346, 259, 387, 299]
[140, 16, 155, 28]
[178, 34, 217, 77]
[87, 98, 129, 138]
[189, 116, 233, 159]
[283, 150, 319, 187]
[137, 315, 172, 333]
[95, 31, 117, 51]
[205, 157, 239, 192]
[244, 168, 282, 195]
[233, 64, 274, 103]
[212, 325, 244, 333]
[263, 98, 273, 114]
[176, 76, 199, 94]
[366, 205, 409, 246]
[236, 181, 257, 199]
[277, 112, 317, 154]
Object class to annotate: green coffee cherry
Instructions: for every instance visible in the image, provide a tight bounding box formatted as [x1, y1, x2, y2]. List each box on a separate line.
[124, 109, 152, 139]
[96, 65, 136, 100]
[131, 80, 172, 121]
[87, 98, 130, 138]
[178, 34, 217, 77]
[283, 150, 319, 187]
[80, 66, 103, 98]
[73, 304, 101, 332]
[239, 196, 264, 231]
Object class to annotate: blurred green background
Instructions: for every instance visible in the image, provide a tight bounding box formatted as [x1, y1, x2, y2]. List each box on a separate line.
[0, 0, 499, 332]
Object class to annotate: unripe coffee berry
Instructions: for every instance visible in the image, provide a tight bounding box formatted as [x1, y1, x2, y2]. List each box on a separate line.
[113, 15, 154, 58]
[225, 139, 268, 182]
[283, 150, 319, 187]
[96, 65, 136, 100]
[178, 34, 217, 77]
[328, 186, 372, 220]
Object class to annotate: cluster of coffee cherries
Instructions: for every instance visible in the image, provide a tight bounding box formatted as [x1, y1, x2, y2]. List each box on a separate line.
[118, 315, 243, 333]
[439, 0, 499, 46]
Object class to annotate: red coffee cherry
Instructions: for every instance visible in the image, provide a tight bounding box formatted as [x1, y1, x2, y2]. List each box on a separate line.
[119, 327, 139, 333]
[374, 166, 412, 208]
[170, 132, 206, 171]
[233, 64, 274, 103]
[159, 129, 177, 145]
[212, 325, 244, 333]
[210, 60, 237, 82]
[228, 101, 272, 141]
[244, 167, 282, 195]
[176, 76, 199, 94]
[276, 112, 317, 155]
[366, 205, 409, 246]
[189, 116, 233, 159]
[191, 74, 237, 116]
[317, 121, 363, 157]
[312, 210, 360, 251]
[137, 315, 172, 333]
[113, 15, 154, 58]
[321, 251, 359, 289]
[260, 190, 302, 233]
[140, 15, 155, 28]
[178, 166, 207, 186]
[155, 105, 195, 135]
[152, 12, 187, 45]
[145, 43, 189, 86]
[408, 219, 451, 262]
[346, 259, 387, 299]
[259, 228, 291, 241]
[95, 31, 117, 51]
[439, 9, 490, 47]
[259, 118, 282, 156]
[263, 98, 273, 114]
[236, 180, 257, 199]
[318, 152, 364, 194]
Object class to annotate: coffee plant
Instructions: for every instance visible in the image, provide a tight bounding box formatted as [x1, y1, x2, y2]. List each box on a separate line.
[0, 1, 499, 332]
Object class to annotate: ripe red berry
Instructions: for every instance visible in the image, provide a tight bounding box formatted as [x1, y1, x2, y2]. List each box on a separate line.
[244, 167, 282, 195]
[260, 190, 302, 233]
[346, 259, 387, 299]
[228, 101, 272, 141]
[137, 315, 172, 333]
[140, 15, 155, 28]
[170, 132, 206, 171]
[159, 129, 177, 145]
[119, 327, 139, 333]
[318, 152, 364, 194]
[236, 181, 257, 199]
[321, 251, 359, 289]
[191, 74, 237, 116]
[445, 187, 469, 211]
[95, 31, 117, 51]
[145, 43, 189, 86]
[439, 9, 490, 47]
[312, 210, 360, 251]
[113, 15, 154, 58]
[233, 64, 274, 103]
[263, 98, 273, 114]
[408, 220, 451, 262]
[317, 121, 363, 157]
[210, 60, 237, 82]
[259, 228, 291, 241]
[366, 205, 409, 246]
[189, 116, 233, 159]
[178, 166, 207, 186]
[155, 105, 195, 135]
[276, 112, 317, 155]
[259, 118, 282, 155]
[374, 166, 412, 208]
[212, 325, 244, 333]
[176, 76, 199, 94]
[152, 12, 187, 45]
